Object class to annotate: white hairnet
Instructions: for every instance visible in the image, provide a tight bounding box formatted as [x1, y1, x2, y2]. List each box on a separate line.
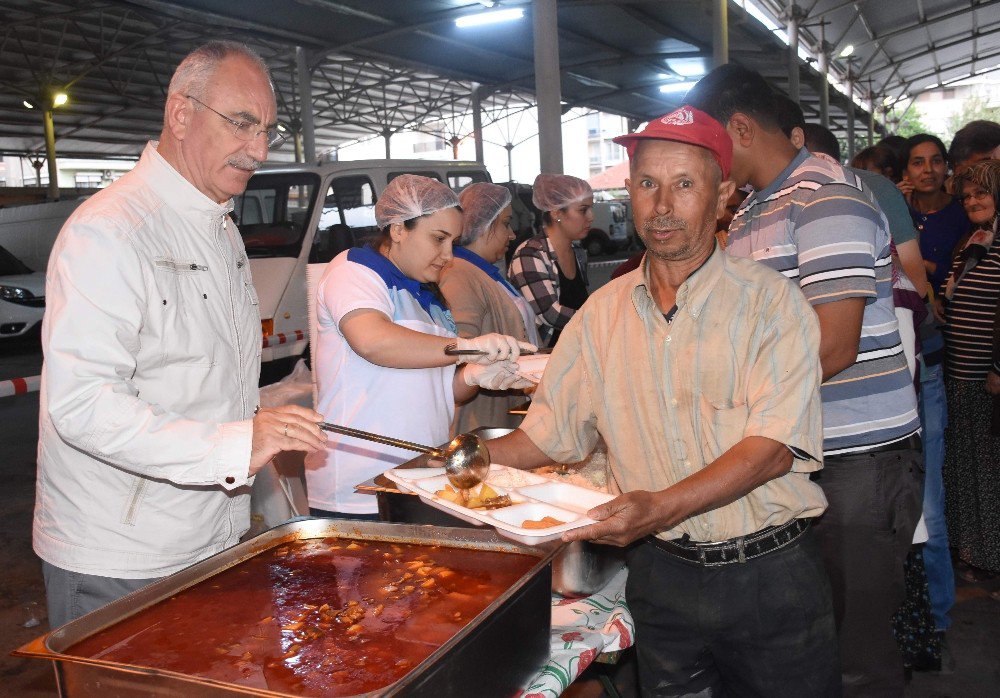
[531, 173, 593, 212]
[458, 183, 513, 245]
[374, 174, 460, 228]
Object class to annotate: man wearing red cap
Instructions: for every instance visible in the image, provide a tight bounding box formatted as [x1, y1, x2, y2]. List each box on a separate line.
[687, 66, 922, 697]
[489, 105, 839, 696]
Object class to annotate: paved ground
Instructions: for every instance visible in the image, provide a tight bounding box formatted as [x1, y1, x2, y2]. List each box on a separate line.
[2, 259, 999, 696]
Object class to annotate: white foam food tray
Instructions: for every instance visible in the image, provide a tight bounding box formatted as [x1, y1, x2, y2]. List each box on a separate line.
[383, 464, 615, 545]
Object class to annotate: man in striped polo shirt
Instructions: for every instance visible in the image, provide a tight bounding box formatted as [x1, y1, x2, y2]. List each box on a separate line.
[688, 65, 923, 697]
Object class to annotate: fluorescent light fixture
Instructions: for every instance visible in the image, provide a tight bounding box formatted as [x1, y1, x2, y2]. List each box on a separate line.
[277, 124, 287, 132]
[839, 44, 854, 58]
[53, 92, 68, 107]
[659, 81, 699, 94]
[455, 8, 524, 28]
[665, 57, 708, 78]
[22, 100, 33, 109]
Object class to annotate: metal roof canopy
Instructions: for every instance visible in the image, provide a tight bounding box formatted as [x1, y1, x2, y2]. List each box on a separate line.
[1, 1, 995, 165]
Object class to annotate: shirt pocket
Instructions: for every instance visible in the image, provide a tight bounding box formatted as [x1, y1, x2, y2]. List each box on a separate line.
[698, 365, 749, 455]
[153, 256, 218, 366]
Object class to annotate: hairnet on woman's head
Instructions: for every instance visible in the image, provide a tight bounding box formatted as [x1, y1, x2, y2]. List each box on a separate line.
[374, 174, 461, 228]
[531, 173, 593, 212]
[458, 183, 513, 245]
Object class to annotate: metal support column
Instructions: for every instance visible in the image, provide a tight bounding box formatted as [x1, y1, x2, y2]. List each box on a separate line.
[846, 69, 855, 162]
[533, 0, 563, 174]
[713, 0, 729, 68]
[867, 84, 875, 146]
[383, 128, 392, 159]
[472, 84, 485, 164]
[505, 143, 515, 181]
[818, 24, 829, 129]
[43, 108, 59, 200]
[295, 47, 316, 164]
[787, 1, 800, 102]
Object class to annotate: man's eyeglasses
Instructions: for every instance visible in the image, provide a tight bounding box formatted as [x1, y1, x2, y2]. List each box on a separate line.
[960, 189, 991, 204]
[186, 95, 286, 149]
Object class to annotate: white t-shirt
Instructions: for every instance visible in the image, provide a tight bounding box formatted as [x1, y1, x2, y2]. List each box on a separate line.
[305, 249, 457, 514]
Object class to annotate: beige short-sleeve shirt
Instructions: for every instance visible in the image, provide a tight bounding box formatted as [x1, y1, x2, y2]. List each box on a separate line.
[519, 248, 828, 542]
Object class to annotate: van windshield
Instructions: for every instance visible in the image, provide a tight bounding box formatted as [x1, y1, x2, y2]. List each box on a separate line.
[233, 173, 319, 259]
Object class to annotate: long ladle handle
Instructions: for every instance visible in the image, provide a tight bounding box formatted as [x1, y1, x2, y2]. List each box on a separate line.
[318, 422, 442, 457]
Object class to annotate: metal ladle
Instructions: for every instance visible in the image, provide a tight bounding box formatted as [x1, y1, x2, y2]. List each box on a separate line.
[318, 422, 490, 490]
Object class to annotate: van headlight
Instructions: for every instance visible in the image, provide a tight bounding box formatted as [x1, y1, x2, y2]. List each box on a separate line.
[0, 285, 35, 304]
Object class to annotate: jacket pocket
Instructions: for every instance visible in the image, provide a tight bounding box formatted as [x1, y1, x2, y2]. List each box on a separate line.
[120, 476, 148, 526]
[152, 257, 218, 366]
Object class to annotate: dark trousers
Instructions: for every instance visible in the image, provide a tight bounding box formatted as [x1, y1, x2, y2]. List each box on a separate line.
[42, 561, 160, 629]
[811, 447, 923, 698]
[625, 528, 840, 697]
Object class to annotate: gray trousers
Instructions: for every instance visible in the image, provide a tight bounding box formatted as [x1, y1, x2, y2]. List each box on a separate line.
[811, 446, 924, 698]
[42, 561, 160, 629]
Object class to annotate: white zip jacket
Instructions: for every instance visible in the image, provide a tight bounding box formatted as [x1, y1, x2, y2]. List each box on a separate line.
[33, 142, 262, 578]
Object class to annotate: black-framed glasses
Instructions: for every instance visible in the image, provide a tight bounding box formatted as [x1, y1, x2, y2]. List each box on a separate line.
[186, 95, 287, 149]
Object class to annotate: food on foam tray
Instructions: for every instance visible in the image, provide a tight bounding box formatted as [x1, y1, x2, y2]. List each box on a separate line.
[67, 537, 536, 697]
[521, 516, 567, 530]
[434, 482, 512, 510]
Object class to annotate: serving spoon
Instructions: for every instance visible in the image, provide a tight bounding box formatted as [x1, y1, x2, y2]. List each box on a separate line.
[318, 422, 490, 490]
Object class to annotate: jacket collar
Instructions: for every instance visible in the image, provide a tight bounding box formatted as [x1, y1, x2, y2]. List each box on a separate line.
[140, 141, 234, 220]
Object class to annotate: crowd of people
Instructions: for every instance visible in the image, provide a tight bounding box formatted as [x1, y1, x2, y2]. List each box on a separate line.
[29, 38, 1000, 698]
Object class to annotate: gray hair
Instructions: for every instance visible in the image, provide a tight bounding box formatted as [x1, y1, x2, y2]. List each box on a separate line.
[167, 40, 272, 102]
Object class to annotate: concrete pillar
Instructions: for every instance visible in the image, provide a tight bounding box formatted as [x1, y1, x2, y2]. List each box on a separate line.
[533, 0, 563, 174]
[295, 47, 316, 164]
[472, 84, 485, 164]
[43, 108, 59, 200]
[787, 1, 800, 103]
[713, 0, 729, 68]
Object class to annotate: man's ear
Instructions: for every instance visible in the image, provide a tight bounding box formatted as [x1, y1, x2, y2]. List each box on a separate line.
[624, 177, 633, 200]
[790, 126, 805, 149]
[727, 112, 755, 149]
[716, 179, 737, 220]
[163, 93, 193, 141]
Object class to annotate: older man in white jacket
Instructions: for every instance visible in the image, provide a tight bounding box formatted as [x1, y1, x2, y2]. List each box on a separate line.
[34, 41, 327, 627]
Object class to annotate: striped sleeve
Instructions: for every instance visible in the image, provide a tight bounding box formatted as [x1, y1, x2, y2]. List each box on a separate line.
[793, 183, 882, 306]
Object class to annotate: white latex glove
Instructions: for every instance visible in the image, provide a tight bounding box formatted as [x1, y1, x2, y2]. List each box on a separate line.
[462, 361, 521, 390]
[455, 333, 537, 365]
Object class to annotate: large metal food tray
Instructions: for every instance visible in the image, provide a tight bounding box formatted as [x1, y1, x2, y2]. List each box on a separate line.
[14, 519, 556, 697]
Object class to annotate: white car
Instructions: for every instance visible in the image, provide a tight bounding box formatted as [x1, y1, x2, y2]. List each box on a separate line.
[0, 245, 45, 338]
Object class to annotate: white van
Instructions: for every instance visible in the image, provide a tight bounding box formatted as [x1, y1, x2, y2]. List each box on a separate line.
[232, 159, 491, 383]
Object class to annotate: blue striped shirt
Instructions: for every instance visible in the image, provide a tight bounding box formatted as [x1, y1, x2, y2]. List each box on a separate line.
[727, 149, 920, 455]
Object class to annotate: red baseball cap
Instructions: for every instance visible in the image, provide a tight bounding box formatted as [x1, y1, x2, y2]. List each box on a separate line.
[613, 105, 733, 180]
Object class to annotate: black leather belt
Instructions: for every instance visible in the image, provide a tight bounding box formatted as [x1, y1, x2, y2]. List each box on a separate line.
[646, 518, 811, 567]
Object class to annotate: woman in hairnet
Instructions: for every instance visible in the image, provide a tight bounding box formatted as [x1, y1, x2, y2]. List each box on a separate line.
[509, 173, 594, 347]
[306, 174, 535, 518]
[439, 183, 541, 432]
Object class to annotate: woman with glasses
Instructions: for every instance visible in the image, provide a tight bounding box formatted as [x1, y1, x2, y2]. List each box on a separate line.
[941, 160, 1000, 592]
[305, 175, 535, 518]
[439, 183, 540, 432]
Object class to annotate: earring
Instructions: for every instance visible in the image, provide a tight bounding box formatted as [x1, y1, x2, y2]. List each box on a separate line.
[556, 218, 562, 222]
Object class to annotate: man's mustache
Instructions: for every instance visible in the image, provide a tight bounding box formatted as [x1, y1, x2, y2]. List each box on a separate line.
[228, 155, 262, 172]
[643, 216, 687, 233]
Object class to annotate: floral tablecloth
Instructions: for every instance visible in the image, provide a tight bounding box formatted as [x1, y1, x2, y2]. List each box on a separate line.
[519, 567, 634, 697]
